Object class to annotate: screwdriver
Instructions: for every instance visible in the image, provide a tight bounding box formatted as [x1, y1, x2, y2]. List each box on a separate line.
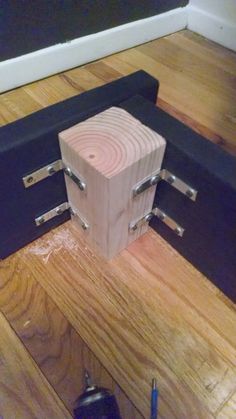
[73, 370, 122, 419]
[150, 378, 158, 419]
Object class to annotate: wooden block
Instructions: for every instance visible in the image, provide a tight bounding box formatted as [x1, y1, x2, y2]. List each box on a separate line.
[59, 107, 166, 258]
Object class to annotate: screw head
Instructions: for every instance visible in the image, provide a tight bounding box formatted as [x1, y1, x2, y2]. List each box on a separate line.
[186, 188, 194, 198]
[27, 176, 34, 184]
[150, 175, 160, 186]
[64, 167, 72, 177]
[81, 222, 88, 230]
[56, 207, 63, 215]
[159, 212, 166, 221]
[175, 226, 183, 236]
[167, 175, 176, 185]
[134, 185, 142, 195]
[145, 213, 153, 223]
[47, 166, 56, 176]
[79, 181, 86, 191]
[69, 208, 75, 216]
[37, 216, 45, 225]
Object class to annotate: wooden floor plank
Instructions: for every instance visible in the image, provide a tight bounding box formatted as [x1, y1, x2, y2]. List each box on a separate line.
[0, 310, 72, 419]
[217, 391, 236, 418]
[103, 54, 137, 76]
[181, 31, 236, 74]
[137, 38, 236, 154]
[20, 222, 236, 418]
[85, 61, 123, 82]
[23, 74, 80, 108]
[138, 38, 236, 99]
[0, 89, 42, 124]
[131, 230, 236, 361]
[114, 47, 236, 155]
[102, 30, 236, 156]
[61, 67, 105, 91]
[0, 254, 84, 412]
[0, 249, 142, 418]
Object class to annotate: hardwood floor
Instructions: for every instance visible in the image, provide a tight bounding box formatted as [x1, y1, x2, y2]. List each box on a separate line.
[0, 311, 72, 419]
[0, 241, 142, 417]
[0, 30, 236, 418]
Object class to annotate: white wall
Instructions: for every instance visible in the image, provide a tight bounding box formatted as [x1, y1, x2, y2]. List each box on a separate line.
[190, 0, 236, 23]
[1, 1, 236, 93]
[188, 0, 236, 51]
[0, 8, 188, 93]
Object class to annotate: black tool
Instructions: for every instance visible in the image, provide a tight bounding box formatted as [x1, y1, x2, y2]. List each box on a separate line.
[73, 371, 122, 419]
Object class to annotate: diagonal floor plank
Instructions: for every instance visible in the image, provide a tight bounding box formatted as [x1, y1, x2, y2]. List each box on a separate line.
[21, 223, 236, 418]
[0, 310, 72, 419]
[0, 252, 143, 418]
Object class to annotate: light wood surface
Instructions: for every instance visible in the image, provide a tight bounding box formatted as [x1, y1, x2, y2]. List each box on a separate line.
[217, 391, 236, 419]
[103, 31, 236, 157]
[0, 311, 72, 419]
[0, 238, 142, 418]
[0, 30, 236, 418]
[19, 224, 236, 419]
[59, 107, 165, 258]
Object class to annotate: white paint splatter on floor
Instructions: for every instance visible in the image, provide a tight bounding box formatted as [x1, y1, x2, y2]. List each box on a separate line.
[26, 226, 79, 263]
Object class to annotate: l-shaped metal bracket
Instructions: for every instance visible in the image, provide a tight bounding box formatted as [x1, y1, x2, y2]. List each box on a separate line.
[133, 169, 197, 201]
[35, 202, 89, 230]
[22, 159, 86, 191]
[129, 206, 185, 237]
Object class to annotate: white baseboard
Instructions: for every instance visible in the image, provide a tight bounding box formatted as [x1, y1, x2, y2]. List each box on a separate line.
[0, 7, 187, 93]
[187, 5, 236, 52]
[2, 4, 234, 94]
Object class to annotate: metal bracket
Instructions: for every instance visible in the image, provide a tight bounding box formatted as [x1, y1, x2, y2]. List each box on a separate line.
[132, 172, 161, 197]
[23, 159, 86, 191]
[35, 202, 70, 226]
[152, 207, 184, 236]
[129, 206, 184, 237]
[23, 160, 64, 188]
[63, 167, 86, 191]
[129, 212, 155, 232]
[69, 206, 89, 231]
[160, 169, 197, 201]
[132, 169, 197, 201]
[35, 202, 89, 230]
